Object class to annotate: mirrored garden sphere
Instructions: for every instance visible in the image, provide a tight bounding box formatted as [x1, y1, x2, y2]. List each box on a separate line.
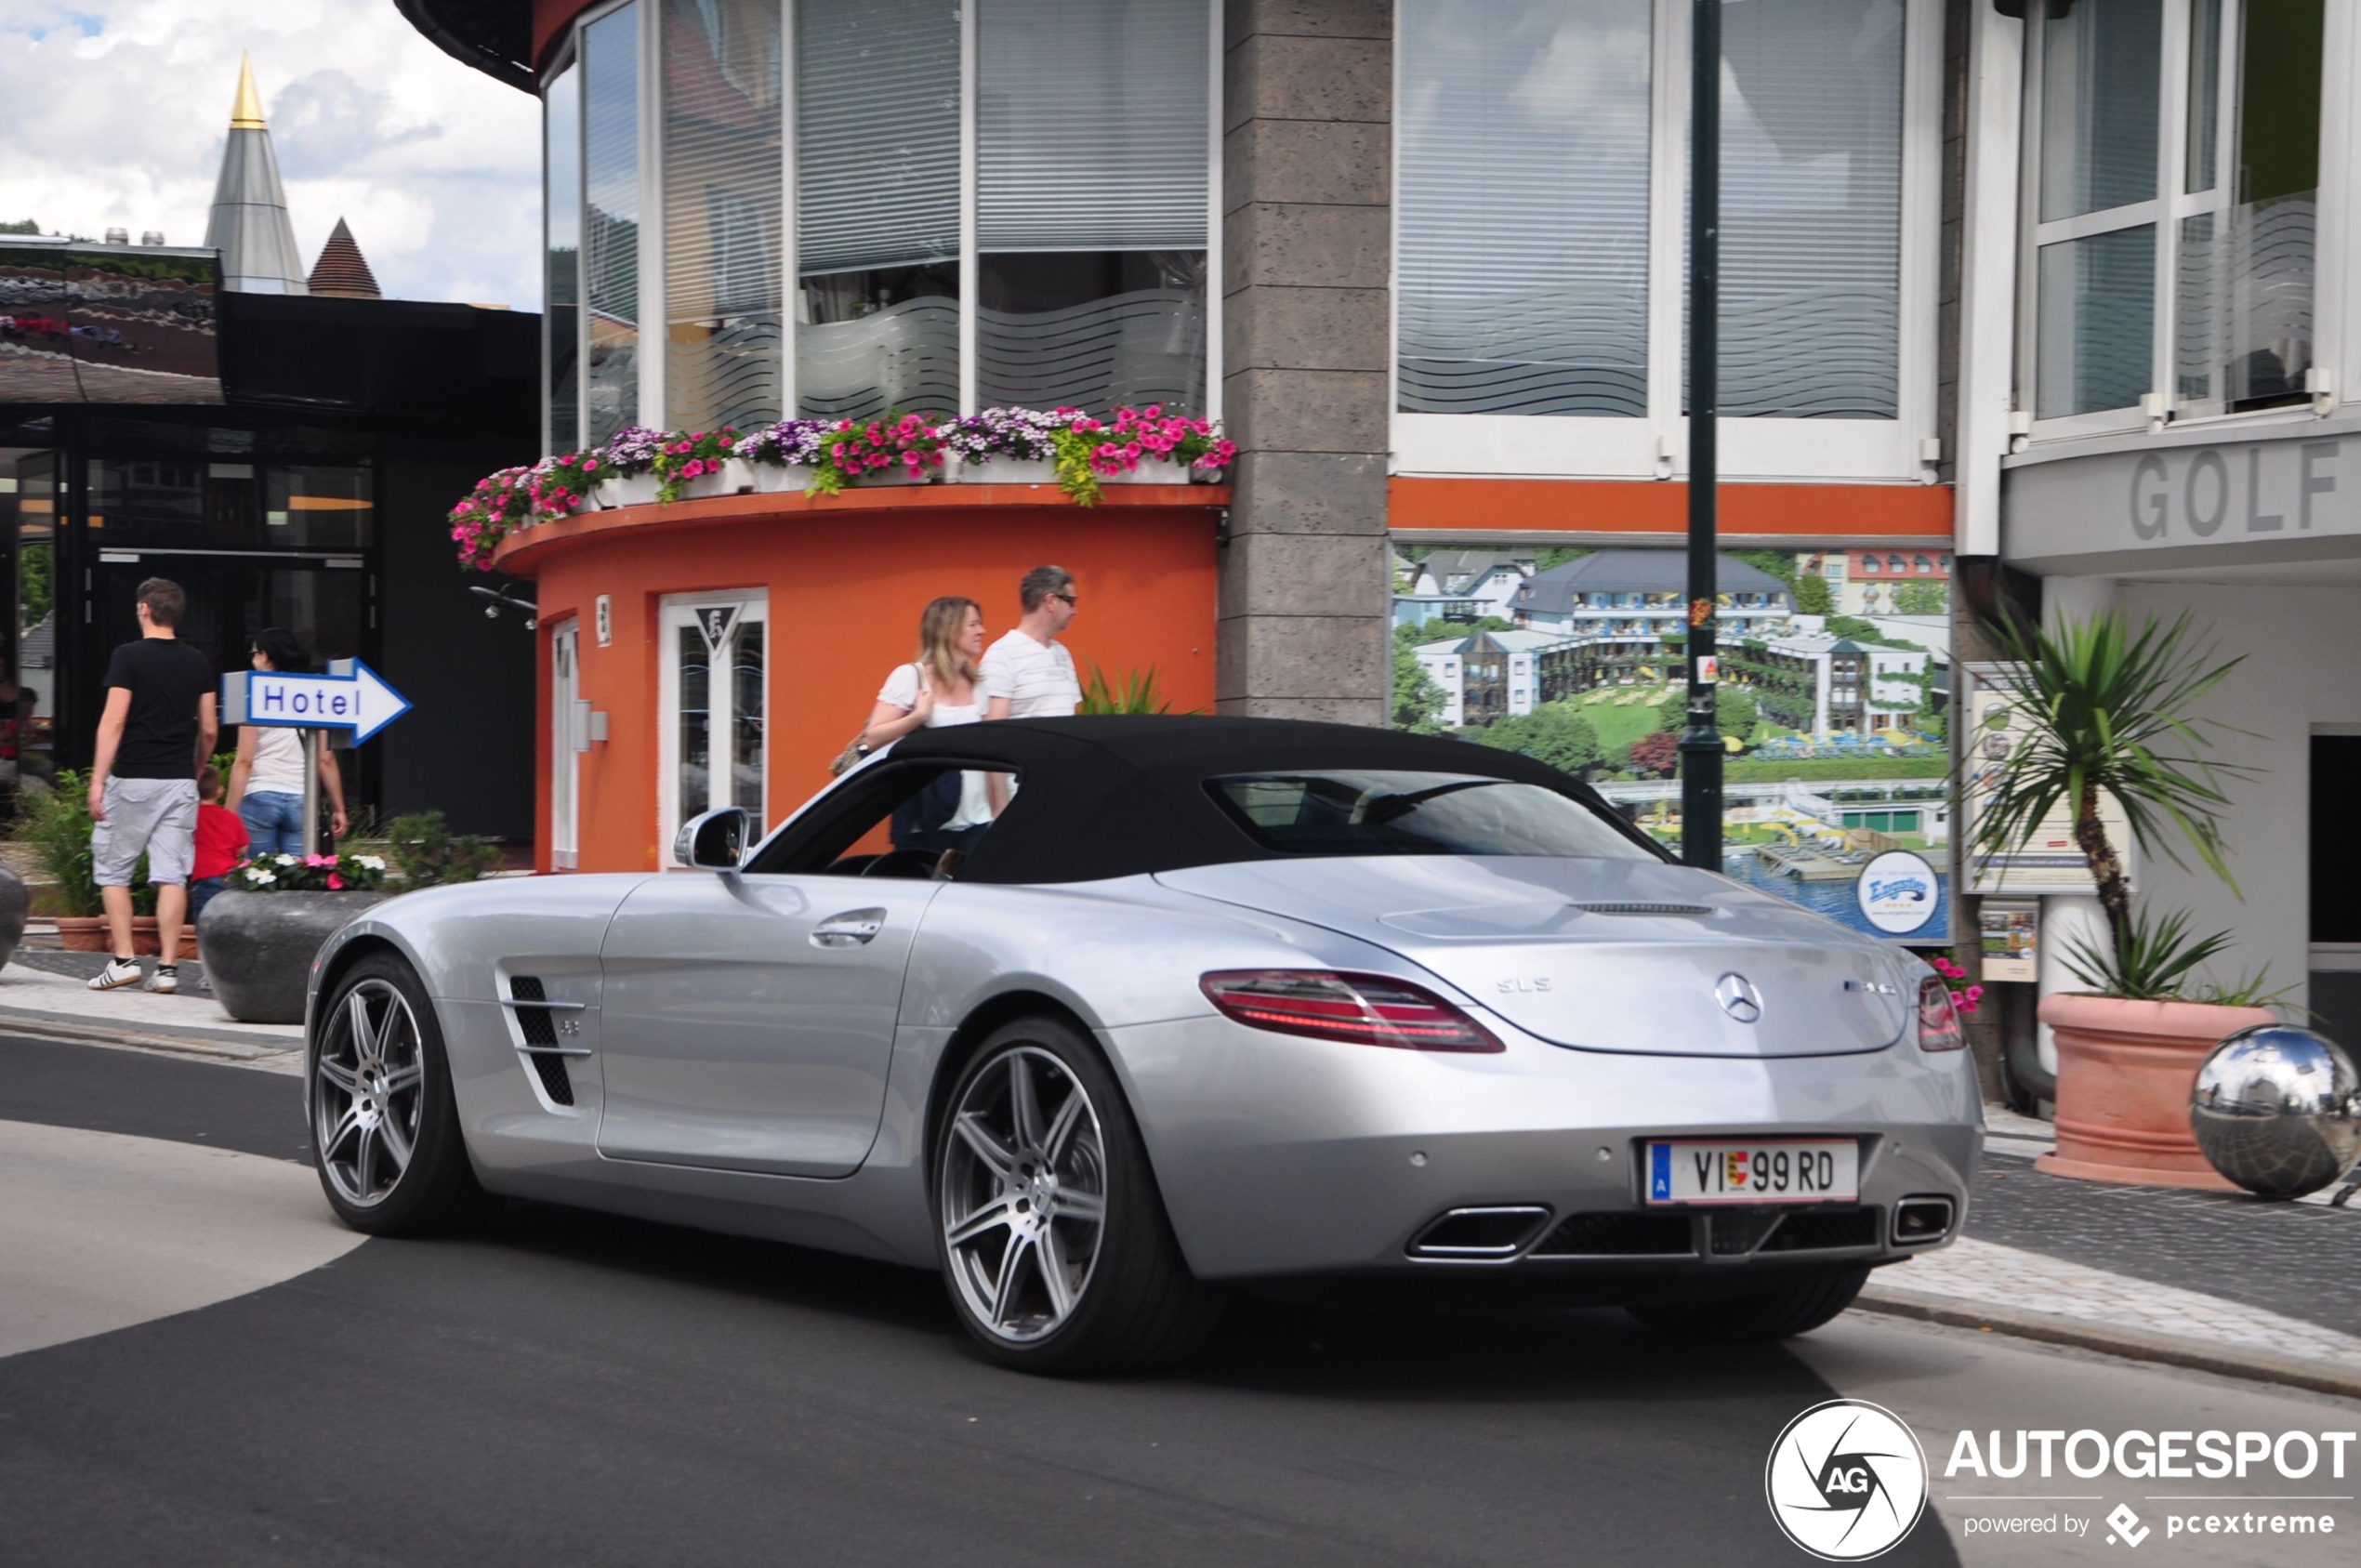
[2189, 1025, 2361, 1199]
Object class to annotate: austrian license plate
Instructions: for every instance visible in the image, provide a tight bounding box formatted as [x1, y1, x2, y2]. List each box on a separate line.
[1644, 1140, 1859, 1206]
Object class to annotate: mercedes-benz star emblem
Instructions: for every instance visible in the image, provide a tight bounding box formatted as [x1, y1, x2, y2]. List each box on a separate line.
[1716, 972, 1763, 1023]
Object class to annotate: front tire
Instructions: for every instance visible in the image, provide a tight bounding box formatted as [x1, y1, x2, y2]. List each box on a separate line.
[932, 1015, 1222, 1375]
[1625, 1267, 1869, 1341]
[309, 952, 488, 1235]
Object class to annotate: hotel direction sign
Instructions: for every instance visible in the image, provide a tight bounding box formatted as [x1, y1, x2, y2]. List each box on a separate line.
[2001, 422, 2361, 576]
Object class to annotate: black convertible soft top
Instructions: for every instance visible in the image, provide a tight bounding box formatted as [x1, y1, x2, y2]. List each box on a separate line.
[867, 715, 1669, 884]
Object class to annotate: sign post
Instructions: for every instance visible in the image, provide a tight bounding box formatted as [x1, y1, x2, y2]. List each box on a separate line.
[220, 659, 413, 854]
[1679, 0, 1724, 869]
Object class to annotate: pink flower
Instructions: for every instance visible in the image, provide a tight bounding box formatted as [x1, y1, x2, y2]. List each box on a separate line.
[327, 873, 344, 889]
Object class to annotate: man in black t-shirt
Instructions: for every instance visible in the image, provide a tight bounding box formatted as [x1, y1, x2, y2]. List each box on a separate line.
[86, 577, 218, 994]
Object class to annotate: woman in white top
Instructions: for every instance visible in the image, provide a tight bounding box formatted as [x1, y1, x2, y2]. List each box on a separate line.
[864, 597, 994, 852]
[227, 627, 348, 856]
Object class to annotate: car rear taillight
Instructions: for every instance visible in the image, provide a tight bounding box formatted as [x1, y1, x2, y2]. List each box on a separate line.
[1918, 975, 1965, 1051]
[1200, 970, 1503, 1053]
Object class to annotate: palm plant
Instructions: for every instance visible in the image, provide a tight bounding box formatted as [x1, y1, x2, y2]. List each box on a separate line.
[1079, 664, 1175, 716]
[1969, 610, 2253, 956]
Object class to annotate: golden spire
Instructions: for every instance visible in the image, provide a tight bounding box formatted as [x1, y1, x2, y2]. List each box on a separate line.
[230, 52, 266, 128]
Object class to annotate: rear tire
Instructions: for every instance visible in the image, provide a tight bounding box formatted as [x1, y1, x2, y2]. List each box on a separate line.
[1625, 1267, 1868, 1341]
[931, 1015, 1223, 1375]
[309, 952, 490, 1236]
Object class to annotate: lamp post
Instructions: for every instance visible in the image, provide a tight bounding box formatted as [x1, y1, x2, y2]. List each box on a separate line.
[1679, 0, 1723, 869]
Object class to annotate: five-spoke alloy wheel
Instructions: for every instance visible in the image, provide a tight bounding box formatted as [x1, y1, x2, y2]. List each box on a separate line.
[308, 952, 488, 1235]
[932, 1016, 1221, 1374]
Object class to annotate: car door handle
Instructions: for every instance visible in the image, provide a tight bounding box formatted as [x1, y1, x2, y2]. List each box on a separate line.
[811, 908, 887, 948]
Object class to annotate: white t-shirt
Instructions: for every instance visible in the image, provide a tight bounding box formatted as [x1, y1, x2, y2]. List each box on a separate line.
[247, 725, 309, 795]
[979, 630, 1081, 718]
[877, 663, 992, 829]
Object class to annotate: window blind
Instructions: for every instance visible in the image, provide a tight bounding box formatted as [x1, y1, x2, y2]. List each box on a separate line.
[1397, 0, 1655, 417]
[977, 0, 1208, 253]
[796, 0, 960, 276]
[582, 3, 641, 442]
[1711, 0, 1906, 418]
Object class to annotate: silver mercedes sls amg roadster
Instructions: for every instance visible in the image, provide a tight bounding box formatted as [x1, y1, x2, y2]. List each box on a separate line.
[304, 717, 1980, 1373]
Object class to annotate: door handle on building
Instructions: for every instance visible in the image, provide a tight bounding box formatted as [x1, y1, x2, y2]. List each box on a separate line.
[811, 909, 887, 948]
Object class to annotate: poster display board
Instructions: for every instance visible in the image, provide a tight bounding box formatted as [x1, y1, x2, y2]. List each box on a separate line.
[1389, 539, 1953, 944]
[1959, 665, 2130, 894]
[1978, 898, 2040, 982]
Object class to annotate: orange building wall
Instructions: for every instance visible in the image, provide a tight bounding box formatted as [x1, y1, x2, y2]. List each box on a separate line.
[1389, 478, 1956, 538]
[504, 489, 1222, 872]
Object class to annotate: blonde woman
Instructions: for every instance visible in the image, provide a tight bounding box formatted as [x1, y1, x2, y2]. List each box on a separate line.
[864, 597, 994, 851]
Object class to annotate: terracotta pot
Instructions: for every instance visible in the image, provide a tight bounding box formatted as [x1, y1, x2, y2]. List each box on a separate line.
[2036, 993, 2276, 1190]
[55, 914, 199, 959]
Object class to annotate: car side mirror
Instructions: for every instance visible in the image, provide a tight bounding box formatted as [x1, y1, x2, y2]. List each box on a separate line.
[676, 807, 751, 871]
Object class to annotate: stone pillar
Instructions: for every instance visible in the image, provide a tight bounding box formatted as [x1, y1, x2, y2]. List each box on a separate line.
[1218, 1, 1392, 723]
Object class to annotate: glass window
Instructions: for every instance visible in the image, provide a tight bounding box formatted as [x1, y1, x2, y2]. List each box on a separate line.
[584, 4, 642, 444]
[545, 58, 582, 452]
[796, 0, 961, 419]
[1207, 771, 1657, 860]
[1713, 0, 1905, 418]
[265, 467, 375, 548]
[976, 0, 1210, 413]
[664, 0, 784, 432]
[2038, 0, 2160, 222]
[1397, 0, 1654, 417]
[2037, 227, 2157, 418]
[662, 595, 767, 857]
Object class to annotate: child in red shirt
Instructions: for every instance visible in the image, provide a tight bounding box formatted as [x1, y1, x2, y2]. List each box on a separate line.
[190, 765, 248, 922]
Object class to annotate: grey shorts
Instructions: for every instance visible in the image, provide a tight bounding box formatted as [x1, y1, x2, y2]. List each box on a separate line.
[92, 776, 199, 887]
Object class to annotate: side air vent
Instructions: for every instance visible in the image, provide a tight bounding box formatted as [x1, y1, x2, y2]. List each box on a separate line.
[1530, 1211, 1695, 1257]
[1572, 902, 1714, 917]
[509, 976, 574, 1106]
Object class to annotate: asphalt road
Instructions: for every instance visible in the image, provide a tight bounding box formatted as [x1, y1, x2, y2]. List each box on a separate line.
[2, 1034, 2354, 1568]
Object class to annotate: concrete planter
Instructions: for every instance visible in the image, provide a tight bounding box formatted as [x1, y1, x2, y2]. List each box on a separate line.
[2036, 992, 2277, 1190]
[198, 889, 394, 1024]
[57, 914, 196, 959]
[0, 866, 26, 968]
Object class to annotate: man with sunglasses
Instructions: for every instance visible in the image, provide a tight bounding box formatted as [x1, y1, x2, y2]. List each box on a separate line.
[983, 564, 1084, 721]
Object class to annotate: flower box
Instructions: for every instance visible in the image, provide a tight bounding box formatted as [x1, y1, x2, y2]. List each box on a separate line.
[748, 464, 804, 494]
[967, 457, 1058, 486]
[719, 458, 760, 495]
[596, 474, 661, 509]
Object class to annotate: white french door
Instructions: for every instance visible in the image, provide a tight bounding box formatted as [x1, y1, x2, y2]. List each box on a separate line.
[551, 620, 581, 869]
[656, 591, 769, 863]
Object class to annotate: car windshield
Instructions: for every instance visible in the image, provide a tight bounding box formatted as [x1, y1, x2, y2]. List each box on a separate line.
[1206, 771, 1656, 860]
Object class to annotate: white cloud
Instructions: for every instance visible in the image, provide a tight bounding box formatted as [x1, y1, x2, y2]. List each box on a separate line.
[0, 0, 542, 308]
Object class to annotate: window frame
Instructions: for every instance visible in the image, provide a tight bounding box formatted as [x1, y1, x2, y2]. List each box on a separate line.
[1389, 0, 1945, 483]
[2016, 0, 2335, 442]
[547, 0, 1223, 439]
[550, 617, 581, 870]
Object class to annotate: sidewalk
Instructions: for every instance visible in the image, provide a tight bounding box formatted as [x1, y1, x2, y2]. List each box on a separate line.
[3, 950, 2354, 1399]
[1859, 1105, 2361, 1400]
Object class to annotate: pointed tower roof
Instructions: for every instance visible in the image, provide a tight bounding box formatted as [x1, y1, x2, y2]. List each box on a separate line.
[308, 217, 383, 298]
[203, 53, 309, 295]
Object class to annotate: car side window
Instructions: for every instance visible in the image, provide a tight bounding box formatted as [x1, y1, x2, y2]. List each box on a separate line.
[744, 761, 1019, 880]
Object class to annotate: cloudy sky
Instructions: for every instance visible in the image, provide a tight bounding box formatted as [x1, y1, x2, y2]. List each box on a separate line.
[0, 1, 542, 308]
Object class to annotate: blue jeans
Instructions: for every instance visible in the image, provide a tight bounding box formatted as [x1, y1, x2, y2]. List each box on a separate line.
[239, 790, 307, 856]
[190, 875, 229, 921]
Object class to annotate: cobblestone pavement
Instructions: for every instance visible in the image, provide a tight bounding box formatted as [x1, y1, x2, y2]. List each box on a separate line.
[1959, 1120, 2359, 1340]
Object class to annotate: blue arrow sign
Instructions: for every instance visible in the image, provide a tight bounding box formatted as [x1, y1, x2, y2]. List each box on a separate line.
[220, 659, 414, 744]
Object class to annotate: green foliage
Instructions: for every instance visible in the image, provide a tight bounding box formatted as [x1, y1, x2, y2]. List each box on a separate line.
[1049, 426, 1107, 507]
[385, 811, 504, 888]
[1532, 547, 1595, 570]
[2057, 905, 2287, 1006]
[1477, 702, 1603, 775]
[1655, 684, 1757, 741]
[14, 770, 155, 916]
[1793, 573, 1834, 616]
[1391, 640, 1447, 731]
[20, 543, 51, 630]
[1730, 549, 1800, 589]
[1894, 581, 1948, 614]
[1969, 610, 2254, 954]
[1079, 664, 1174, 714]
[0, 219, 40, 235]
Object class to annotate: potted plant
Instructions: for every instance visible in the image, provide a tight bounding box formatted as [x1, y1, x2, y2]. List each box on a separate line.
[16, 769, 191, 957]
[199, 850, 392, 1024]
[1970, 611, 2270, 1189]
